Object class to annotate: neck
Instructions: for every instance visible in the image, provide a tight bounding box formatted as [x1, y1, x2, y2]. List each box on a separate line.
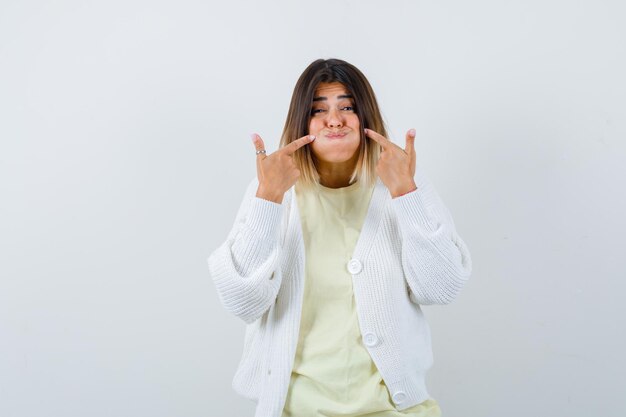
[314, 153, 359, 189]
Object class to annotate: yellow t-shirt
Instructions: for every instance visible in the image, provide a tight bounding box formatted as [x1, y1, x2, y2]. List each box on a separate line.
[281, 180, 441, 417]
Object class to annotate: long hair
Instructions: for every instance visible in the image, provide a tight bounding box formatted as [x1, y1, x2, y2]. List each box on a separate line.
[279, 58, 388, 190]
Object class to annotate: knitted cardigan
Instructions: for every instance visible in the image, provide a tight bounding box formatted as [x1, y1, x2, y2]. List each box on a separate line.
[207, 168, 472, 417]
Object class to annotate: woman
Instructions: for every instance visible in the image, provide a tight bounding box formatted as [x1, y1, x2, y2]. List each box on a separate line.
[207, 58, 472, 417]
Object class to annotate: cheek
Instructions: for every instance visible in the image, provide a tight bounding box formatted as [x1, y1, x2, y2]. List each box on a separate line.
[308, 140, 324, 159]
[309, 119, 322, 134]
[349, 115, 360, 129]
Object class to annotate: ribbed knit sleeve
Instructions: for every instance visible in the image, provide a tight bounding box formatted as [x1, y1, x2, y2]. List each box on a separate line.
[207, 178, 285, 324]
[390, 168, 472, 305]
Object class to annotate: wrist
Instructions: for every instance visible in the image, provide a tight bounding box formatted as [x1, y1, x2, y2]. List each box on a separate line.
[256, 185, 284, 204]
[390, 182, 418, 199]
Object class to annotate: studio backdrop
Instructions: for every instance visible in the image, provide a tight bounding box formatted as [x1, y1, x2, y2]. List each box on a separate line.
[1, 1, 624, 416]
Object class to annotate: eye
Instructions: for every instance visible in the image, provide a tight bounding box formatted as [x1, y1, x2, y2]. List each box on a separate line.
[342, 106, 354, 111]
[311, 108, 325, 114]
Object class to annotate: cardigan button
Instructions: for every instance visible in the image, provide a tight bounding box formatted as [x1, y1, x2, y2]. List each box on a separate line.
[363, 332, 379, 347]
[392, 391, 407, 404]
[347, 259, 362, 274]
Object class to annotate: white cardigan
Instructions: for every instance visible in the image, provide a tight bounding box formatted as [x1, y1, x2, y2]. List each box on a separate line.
[207, 168, 472, 417]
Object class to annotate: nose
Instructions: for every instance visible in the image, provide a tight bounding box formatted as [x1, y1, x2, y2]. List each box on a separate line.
[326, 108, 343, 128]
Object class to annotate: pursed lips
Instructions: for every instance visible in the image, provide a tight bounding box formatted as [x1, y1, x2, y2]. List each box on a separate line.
[325, 131, 348, 139]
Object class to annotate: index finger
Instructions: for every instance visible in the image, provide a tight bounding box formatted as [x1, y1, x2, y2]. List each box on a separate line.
[281, 134, 316, 155]
[364, 128, 391, 150]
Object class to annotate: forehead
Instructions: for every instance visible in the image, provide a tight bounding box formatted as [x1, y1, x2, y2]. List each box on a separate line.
[314, 82, 350, 96]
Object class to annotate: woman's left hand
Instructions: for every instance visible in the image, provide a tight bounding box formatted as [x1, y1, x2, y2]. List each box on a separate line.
[364, 128, 418, 198]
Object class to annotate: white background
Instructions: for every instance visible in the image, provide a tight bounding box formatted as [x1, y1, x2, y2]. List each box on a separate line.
[1, 1, 625, 416]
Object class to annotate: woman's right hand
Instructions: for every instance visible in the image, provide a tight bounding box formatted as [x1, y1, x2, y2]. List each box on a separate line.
[251, 133, 316, 204]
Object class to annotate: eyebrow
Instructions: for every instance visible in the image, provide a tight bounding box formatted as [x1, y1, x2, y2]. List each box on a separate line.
[312, 94, 354, 102]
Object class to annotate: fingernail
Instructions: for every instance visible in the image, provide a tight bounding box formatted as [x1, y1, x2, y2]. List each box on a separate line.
[309, 135, 316, 141]
[409, 128, 416, 137]
[250, 133, 257, 142]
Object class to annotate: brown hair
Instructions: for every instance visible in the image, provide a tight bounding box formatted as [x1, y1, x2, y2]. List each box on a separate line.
[279, 58, 388, 190]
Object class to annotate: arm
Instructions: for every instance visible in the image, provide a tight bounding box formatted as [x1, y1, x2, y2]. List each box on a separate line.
[207, 178, 285, 323]
[390, 168, 472, 305]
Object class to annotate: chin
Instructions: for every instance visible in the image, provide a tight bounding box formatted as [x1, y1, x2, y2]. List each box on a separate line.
[314, 151, 359, 164]
[312, 145, 360, 163]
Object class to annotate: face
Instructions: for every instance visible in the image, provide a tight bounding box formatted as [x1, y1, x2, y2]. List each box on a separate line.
[308, 82, 361, 165]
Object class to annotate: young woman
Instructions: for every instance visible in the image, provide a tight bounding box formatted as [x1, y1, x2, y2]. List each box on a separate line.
[208, 58, 472, 417]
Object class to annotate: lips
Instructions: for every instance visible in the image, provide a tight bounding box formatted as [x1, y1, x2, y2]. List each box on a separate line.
[326, 132, 347, 139]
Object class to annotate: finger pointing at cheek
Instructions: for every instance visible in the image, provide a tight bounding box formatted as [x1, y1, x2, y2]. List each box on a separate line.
[364, 128, 391, 151]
